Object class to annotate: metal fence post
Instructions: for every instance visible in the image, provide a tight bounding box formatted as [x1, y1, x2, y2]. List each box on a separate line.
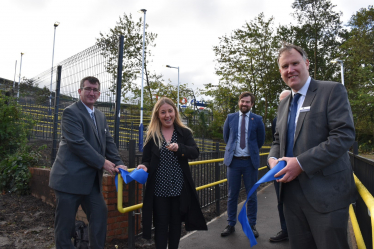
[214, 142, 220, 216]
[128, 140, 136, 249]
[114, 35, 124, 148]
[51, 65, 62, 165]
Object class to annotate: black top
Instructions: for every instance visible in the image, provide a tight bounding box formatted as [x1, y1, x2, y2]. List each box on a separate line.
[154, 130, 184, 197]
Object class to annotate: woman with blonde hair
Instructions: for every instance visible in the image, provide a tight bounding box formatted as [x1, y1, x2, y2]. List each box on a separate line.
[137, 97, 207, 249]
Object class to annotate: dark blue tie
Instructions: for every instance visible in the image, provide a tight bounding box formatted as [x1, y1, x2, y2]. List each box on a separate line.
[286, 93, 301, 157]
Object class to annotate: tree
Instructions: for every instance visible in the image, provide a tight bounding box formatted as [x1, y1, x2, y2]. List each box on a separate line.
[208, 13, 284, 138]
[96, 13, 159, 107]
[281, 0, 343, 80]
[340, 5, 374, 151]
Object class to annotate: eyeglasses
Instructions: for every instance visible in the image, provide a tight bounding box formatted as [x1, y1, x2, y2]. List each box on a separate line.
[82, 87, 100, 94]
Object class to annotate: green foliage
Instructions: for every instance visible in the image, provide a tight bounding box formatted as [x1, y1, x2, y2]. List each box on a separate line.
[96, 12, 159, 106]
[0, 146, 43, 195]
[340, 5, 374, 152]
[287, 0, 344, 80]
[0, 93, 36, 157]
[0, 93, 43, 195]
[207, 13, 285, 140]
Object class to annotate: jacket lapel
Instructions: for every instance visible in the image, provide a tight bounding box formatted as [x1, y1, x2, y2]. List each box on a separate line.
[230, 112, 239, 139]
[77, 101, 102, 148]
[247, 112, 254, 141]
[294, 79, 317, 142]
[279, 95, 291, 157]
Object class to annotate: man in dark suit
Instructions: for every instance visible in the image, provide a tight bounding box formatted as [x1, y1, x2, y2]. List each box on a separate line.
[49, 76, 127, 249]
[269, 89, 290, 243]
[268, 43, 356, 249]
[221, 92, 265, 238]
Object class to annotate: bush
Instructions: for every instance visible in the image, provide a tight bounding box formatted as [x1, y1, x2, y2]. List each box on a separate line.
[0, 146, 43, 195]
[0, 92, 42, 195]
[0, 93, 36, 157]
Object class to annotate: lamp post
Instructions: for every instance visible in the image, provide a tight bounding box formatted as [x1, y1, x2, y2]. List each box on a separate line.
[13, 60, 17, 92]
[49, 21, 60, 115]
[166, 65, 180, 110]
[331, 59, 344, 85]
[139, 9, 147, 152]
[17, 53, 24, 100]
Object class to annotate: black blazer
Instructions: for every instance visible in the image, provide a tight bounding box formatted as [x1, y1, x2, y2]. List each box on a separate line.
[49, 100, 124, 194]
[141, 125, 207, 239]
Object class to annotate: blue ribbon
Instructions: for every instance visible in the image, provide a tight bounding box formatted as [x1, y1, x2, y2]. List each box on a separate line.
[114, 168, 148, 191]
[238, 161, 286, 247]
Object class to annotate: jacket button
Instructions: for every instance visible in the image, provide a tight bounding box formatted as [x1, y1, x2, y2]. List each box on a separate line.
[182, 154, 184, 157]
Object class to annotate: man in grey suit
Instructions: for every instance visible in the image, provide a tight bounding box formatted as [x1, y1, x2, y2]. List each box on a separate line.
[268, 43, 356, 249]
[49, 76, 127, 249]
[221, 92, 265, 238]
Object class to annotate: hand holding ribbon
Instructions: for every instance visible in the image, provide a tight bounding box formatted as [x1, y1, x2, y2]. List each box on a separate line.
[238, 161, 287, 247]
[114, 168, 148, 191]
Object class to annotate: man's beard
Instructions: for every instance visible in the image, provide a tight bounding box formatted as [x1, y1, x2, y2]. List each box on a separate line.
[240, 105, 250, 113]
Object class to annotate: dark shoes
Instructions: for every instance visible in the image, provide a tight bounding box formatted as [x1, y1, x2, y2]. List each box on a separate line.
[269, 230, 288, 242]
[221, 225, 235, 237]
[251, 225, 259, 238]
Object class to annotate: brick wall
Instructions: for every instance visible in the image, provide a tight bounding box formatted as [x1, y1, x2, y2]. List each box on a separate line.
[29, 167, 143, 241]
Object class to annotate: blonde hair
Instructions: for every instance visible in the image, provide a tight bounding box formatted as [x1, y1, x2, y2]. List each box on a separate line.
[144, 97, 192, 148]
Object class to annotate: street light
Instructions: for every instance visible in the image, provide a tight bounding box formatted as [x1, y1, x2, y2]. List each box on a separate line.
[139, 9, 146, 152]
[166, 65, 180, 110]
[331, 59, 344, 85]
[13, 60, 17, 92]
[17, 53, 24, 100]
[49, 21, 60, 115]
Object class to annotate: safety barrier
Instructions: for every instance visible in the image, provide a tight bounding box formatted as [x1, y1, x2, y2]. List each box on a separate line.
[117, 153, 269, 214]
[352, 174, 374, 249]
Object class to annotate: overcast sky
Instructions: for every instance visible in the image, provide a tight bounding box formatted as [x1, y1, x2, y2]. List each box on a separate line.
[0, 0, 372, 97]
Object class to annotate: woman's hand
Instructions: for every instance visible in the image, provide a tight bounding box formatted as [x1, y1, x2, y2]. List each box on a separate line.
[137, 164, 148, 172]
[166, 142, 179, 152]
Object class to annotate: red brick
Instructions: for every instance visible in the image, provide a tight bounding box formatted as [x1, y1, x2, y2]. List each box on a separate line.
[107, 217, 116, 224]
[107, 223, 119, 230]
[115, 229, 123, 235]
[107, 204, 116, 211]
[116, 216, 126, 222]
[107, 230, 115, 237]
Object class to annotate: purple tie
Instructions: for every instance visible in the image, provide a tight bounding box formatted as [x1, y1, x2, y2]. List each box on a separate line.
[240, 114, 246, 149]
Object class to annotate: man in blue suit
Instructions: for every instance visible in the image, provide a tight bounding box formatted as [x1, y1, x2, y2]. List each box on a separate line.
[221, 92, 265, 237]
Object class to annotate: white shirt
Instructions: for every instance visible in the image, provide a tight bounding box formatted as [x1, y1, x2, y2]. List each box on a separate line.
[289, 76, 311, 170]
[234, 110, 250, 157]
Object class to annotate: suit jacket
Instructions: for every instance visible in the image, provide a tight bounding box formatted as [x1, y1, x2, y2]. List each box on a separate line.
[49, 100, 124, 195]
[141, 125, 207, 239]
[223, 111, 265, 167]
[269, 79, 357, 213]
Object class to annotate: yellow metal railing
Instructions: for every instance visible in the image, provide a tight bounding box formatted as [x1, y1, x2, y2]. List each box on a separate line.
[352, 174, 374, 249]
[117, 153, 270, 214]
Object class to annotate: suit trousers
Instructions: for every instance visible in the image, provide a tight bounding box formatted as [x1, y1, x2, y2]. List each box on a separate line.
[274, 181, 287, 232]
[54, 175, 108, 249]
[283, 179, 350, 249]
[227, 157, 258, 227]
[153, 195, 182, 249]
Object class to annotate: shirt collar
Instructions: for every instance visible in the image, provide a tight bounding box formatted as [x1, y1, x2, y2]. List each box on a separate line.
[81, 101, 95, 114]
[292, 76, 311, 97]
[239, 110, 250, 117]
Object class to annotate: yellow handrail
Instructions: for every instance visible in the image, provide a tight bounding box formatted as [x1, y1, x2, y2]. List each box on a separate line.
[353, 174, 374, 249]
[349, 203, 366, 249]
[117, 153, 270, 214]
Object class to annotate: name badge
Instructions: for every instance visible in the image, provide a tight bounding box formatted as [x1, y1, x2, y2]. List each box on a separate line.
[300, 106, 310, 112]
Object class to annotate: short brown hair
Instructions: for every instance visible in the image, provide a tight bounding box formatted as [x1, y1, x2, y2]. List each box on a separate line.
[80, 76, 101, 90]
[239, 92, 255, 103]
[277, 43, 308, 67]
